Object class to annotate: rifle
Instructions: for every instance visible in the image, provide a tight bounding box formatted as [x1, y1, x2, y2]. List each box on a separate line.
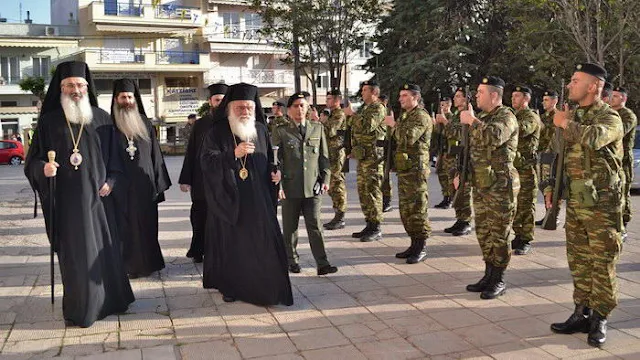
[383, 107, 395, 185]
[541, 79, 565, 230]
[434, 89, 445, 166]
[452, 85, 471, 208]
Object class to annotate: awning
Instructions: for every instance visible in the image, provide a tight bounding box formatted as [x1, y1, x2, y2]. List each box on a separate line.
[0, 38, 79, 48]
[96, 24, 193, 34]
[0, 106, 39, 115]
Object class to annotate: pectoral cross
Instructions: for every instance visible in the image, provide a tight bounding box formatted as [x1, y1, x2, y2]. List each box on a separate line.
[126, 139, 137, 160]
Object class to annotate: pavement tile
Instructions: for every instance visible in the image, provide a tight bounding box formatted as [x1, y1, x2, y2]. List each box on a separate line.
[525, 334, 599, 358]
[272, 310, 332, 332]
[60, 334, 110, 357]
[451, 323, 520, 348]
[480, 341, 557, 359]
[288, 326, 350, 351]
[141, 345, 177, 360]
[407, 330, 475, 356]
[119, 328, 175, 350]
[428, 308, 490, 329]
[6, 320, 65, 341]
[381, 314, 445, 337]
[300, 344, 368, 360]
[234, 333, 297, 358]
[169, 307, 220, 327]
[179, 339, 241, 360]
[126, 297, 168, 314]
[2, 337, 62, 356]
[173, 323, 230, 344]
[354, 337, 424, 359]
[225, 315, 281, 338]
[76, 349, 142, 360]
[166, 294, 214, 311]
[65, 315, 119, 337]
[119, 312, 172, 332]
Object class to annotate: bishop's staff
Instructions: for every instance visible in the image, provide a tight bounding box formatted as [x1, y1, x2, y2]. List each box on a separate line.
[47, 150, 56, 306]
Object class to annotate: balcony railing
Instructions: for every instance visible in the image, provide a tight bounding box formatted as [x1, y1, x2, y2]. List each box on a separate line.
[97, 48, 145, 64]
[155, 4, 200, 20]
[156, 51, 200, 65]
[104, 2, 142, 16]
[211, 67, 294, 85]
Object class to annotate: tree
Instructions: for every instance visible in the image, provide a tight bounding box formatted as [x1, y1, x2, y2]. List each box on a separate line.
[18, 76, 46, 101]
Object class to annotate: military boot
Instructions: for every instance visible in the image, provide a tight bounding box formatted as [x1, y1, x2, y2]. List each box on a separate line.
[352, 222, 371, 238]
[382, 197, 393, 212]
[452, 221, 472, 236]
[395, 238, 416, 259]
[466, 263, 492, 292]
[444, 220, 463, 234]
[587, 311, 607, 347]
[360, 222, 382, 242]
[406, 238, 427, 264]
[480, 266, 506, 299]
[324, 211, 345, 230]
[434, 196, 451, 209]
[550, 304, 591, 334]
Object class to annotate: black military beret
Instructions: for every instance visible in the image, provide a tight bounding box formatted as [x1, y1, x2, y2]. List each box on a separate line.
[400, 83, 421, 92]
[455, 87, 466, 95]
[480, 76, 505, 89]
[272, 100, 285, 107]
[513, 85, 532, 94]
[327, 88, 342, 96]
[575, 63, 607, 81]
[613, 86, 627, 94]
[287, 92, 307, 107]
[361, 80, 379, 87]
[543, 90, 558, 97]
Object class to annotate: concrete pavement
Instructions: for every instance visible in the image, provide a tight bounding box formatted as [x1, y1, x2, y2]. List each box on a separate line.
[1, 156, 639, 359]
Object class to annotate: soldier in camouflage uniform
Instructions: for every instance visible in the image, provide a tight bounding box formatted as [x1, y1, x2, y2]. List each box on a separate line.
[434, 97, 454, 209]
[601, 82, 613, 105]
[609, 87, 637, 241]
[461, 76, 519, 300]
[344, 80, 387, 242]
[323, 89, 348, 230]
[441, 87, 473, 236]
[386, 84, 432, 264]
[536, 90, 559, 226]
[511, 86, 541, 255]
[380, 94, 394, 212]
[549, 63, 624, 348]
[268, 100, 289, 134]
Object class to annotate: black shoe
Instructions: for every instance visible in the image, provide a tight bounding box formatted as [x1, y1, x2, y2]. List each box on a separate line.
[535, 219, 544, 226]
[551, 305, 591, 334]
[222, 295, 236, 303]
[452, 221, 472, 236]
[317, 265, 338, 276]
[444, 220, 462, 234]
[406, 238, 427, 264]
[587, 311, 607, 347]
[434, 196, 451, 209]
[186, 249, 195, 258]
[324, 211, 346, 230]
[480, 266, 506, 299]
[289, 264, 301, 273]
[193, 254, 203, 263]
[352, 222, 371, 238]
[395, 239, 416, 259]
[382, 197, 393, 212]
[360, 223, 382, 242]
[466, 263, 492, 292]
[513, 242, 531, 255]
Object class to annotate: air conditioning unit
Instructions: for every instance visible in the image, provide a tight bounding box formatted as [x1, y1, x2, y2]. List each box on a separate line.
[45, 26, 58, 36]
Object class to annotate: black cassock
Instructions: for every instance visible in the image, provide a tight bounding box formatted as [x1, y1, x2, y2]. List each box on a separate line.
[179, 113, 214, 258]
[113, 116, 171, 277]
[25, 107, 135, 327]
[200, 120, 293, 306]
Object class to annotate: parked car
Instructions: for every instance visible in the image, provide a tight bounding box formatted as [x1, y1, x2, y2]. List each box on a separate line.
[632, 127, 640, 190]
[0, 140, 24, 165]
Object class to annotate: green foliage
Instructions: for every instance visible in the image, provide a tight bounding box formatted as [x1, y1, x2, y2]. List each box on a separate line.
[197, 102, 210, 117]
[18, 76, 46, 100]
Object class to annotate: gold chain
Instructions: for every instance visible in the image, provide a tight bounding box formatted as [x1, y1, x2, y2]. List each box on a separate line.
[65, 119, 85, 153]
[232, 135, 248, 169]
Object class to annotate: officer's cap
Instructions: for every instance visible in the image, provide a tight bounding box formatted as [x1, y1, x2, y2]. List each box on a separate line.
[480, 76, 505, 89]
[575, 63, 607, 81]
[287, 92, 307, 107]
[400, 83, 421, 93]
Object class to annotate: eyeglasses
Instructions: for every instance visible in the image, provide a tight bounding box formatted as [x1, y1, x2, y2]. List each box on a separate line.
[233, 105, 255, 112]
[62, 83, 88, 90]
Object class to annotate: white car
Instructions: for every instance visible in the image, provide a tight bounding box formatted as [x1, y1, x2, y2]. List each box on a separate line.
[632, 127, 640, 190]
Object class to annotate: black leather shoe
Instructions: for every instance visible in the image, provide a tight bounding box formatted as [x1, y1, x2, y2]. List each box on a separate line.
[317, 265, 338, 276]
[360, 223, 382, 242]
[513, 242, 531, 255]
[289, 264, 301, 273]
[395, 239, 416, 259]
[193, 254, 203, 263]
[444, 220, 462, 234]
[466, 263, 492, 292]
[434, 196, 451, 209]
[186, 249, 195, 258]
[452, 221, 472, 236]
[352, 222, 371, 238]
[551, 305, 590, 334]
[382, 197, 393, 212]
[535, 219, 544, 226]
[406, 239, 427, 264]
[222, 295, 236, 303]
[587, 311, 607, 347]
[480, 266, 506, 299]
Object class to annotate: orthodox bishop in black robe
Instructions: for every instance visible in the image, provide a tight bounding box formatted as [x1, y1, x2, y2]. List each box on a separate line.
[200, 83, 293, 306]
[179, 83, 228, 262]
[24, 61, 134, 327]
[111, 79, 171, 278]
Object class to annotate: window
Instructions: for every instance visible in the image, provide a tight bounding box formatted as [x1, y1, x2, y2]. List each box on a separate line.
[222, 12, 240, 39]
[139, 79, 152, 94]
[165, 77, 196, 88]
[359, 41, 374, 58]
[32, 57, 50, 78]
[1, 101, 18, 107]
[94, 79, 114, 95]
[0, 57, 21, 84]
[316, 74, 329, 89]
[245, 13, 262, 39]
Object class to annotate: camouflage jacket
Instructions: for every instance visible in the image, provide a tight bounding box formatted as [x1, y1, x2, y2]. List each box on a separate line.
[469, 105, 519, 186]
[349, 101, 386, 150]
[539, 109, 556, 153]
[617, 106, 638, 167]
[268, 115, 289, 134]
[393, 106, 432, 171]
[443, 110, 463, 150]
[514, 107, 541, 168]
[324, 107, 347, 149]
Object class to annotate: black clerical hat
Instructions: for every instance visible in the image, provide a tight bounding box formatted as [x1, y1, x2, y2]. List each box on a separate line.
[480, 76, 505, 89]
[327, 88, 342, 96]
[212, 83, 265, 124]
[575, 63, 607, 81]
[287, 92, 307, 107]
[613, 86, 628, 94]
[111, 78, 146, 117]
[208, 83, 228, 97]
[400, 83, 421, 93]
[513, 85, 532, 94]
[543, 90, 558, 97]
[40, 61, 98, 115]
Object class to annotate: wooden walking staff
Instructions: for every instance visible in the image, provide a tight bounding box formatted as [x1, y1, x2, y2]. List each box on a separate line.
[47, 150, 56, 306]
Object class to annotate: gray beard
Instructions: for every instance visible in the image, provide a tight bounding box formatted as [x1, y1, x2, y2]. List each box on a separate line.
[229, 113, 257, 142]
[112, 103, 149, 141]
[61, 94, 93, 125]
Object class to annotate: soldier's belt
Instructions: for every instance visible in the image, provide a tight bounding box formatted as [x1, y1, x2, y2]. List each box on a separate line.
[539, 152, 556, 165]
[375, 140, 386, 147]
[449, 145, 464, 155]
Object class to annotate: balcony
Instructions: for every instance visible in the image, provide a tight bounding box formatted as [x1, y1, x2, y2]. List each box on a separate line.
[88, 1, 204, 33]
[81, 49, 210, 72]
[209, 67, 294, 88]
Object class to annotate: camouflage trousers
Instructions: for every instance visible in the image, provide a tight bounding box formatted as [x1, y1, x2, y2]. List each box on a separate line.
[357, 156, 384, 224]
[398, 168, 431, 239]
[328, 147, 347, 212]
[623, 165, 632, 224]
[513, 164, 538, 242]
[382, 173, 393, 199]
[565, 196, 622, 317]
[539, 157, 563, 214]
[473, 170, 520, 268]
[436, 154, 456, 197]
[453, 181, 473, 222]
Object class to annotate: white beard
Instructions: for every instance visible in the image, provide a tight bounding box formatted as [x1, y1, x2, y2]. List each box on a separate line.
[61, 94, 93, 125]
[112, 102, 150, 141]
[229, 112, 257, 142]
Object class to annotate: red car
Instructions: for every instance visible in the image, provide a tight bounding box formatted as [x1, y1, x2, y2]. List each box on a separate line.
[0, 140, 25, 165]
